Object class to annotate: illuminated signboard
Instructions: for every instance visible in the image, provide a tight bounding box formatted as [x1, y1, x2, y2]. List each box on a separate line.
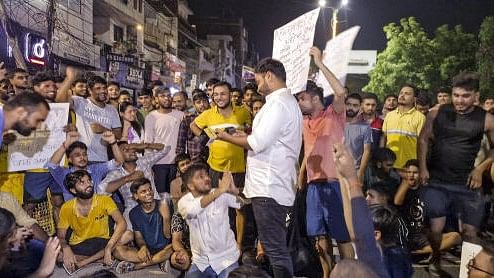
[7, 33, 47, 66]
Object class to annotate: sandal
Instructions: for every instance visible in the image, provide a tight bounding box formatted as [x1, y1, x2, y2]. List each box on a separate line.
[115, 261, 135, 274]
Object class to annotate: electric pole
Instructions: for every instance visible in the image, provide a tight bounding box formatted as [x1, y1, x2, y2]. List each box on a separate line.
[0, 0, 27, 69]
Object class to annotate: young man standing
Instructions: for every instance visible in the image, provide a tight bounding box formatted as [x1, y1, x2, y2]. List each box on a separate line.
[176, 92, 210, 163]
[144, 88, 184, 194]
[107, 81, 121, 110]
[8, 68, 29, 95]
[296, 47, 354, 277]
[178, 164, 241, 278]
[361, 93, 383, 152]
[58, 170, 127, 274]
[216, 58, 302, 278]
[113, 178, 173, 274]
[418, 72, 494, 275]
[344, 93, 372, 183]
[381, 84, 425, 169]
[172, 91, 188, 112]
[170, 153, 192, 207]
[71, 78, 88, 98]
[381, 94, 398, 118]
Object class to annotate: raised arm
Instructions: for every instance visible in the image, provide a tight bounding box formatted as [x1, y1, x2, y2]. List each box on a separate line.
[56, 66, 78, 104]
[50, 131, 79, 165]
[310, 46, 346, 114]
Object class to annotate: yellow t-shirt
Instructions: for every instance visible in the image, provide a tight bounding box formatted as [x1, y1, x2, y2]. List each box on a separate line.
[382, 108, 426, 168]
[194, 105, 252, 173]
[58, 195, 118, 245]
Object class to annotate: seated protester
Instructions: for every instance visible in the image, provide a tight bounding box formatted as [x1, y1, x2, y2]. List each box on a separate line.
[178, 164, 242, 278]
[394, 160, 460, 254]
[366, 182, 394, 206]
[112, 178, 173, 274]
[364, 147, 400, 192]
[370, 205, 413, 278]
[170, 153, 192, 209]
[0, 192, 49, 275]
[98, 142, 170, 234]
[46, 130, 123, 201]
[0, 208, 61, 278]
[58, 170, 127, 274]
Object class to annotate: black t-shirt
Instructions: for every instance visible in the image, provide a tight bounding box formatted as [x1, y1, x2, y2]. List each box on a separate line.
[399, 186, 426, 235]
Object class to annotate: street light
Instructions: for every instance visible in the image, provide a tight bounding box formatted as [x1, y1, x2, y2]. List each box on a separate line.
[318, 0, 348, 39]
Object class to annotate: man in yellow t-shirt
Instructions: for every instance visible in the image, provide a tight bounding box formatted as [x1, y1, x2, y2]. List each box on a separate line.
[57, 170, 127, 274]
[191, 81, 251, 187]
[190, 81, 253, 251]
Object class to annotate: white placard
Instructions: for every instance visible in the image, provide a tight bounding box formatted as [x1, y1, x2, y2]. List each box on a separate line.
[272, 8, 320, 94]
[316, 26, 361, 96]
[459, 241, 482, 278]
[7, 103, 69, 171]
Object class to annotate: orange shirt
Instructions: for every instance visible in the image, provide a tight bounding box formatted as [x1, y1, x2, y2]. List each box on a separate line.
[303, 106, 345, 182]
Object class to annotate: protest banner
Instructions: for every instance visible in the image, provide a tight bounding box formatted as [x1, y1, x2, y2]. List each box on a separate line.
[459, 241, 482, 278]
[316, 26, 361, 96]
[7, 103, 69, 172]
[273, 8, 320, 94]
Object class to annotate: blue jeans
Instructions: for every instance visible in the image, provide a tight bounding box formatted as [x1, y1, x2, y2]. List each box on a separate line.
[186, 262, 238, 278]
[252, 197, 293, 278]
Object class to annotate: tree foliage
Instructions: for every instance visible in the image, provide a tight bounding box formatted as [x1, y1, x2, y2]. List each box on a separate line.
[477, 16, 494, 97]
[364, 17, 478, 99]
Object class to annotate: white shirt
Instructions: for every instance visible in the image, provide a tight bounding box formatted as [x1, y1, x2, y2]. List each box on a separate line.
[144, 110, 184, 164]
[244, 88, 303, 206]
[178, 191, 240, 273]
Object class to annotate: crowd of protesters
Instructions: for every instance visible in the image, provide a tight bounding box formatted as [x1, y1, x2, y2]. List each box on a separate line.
[0, 45, 493, 278]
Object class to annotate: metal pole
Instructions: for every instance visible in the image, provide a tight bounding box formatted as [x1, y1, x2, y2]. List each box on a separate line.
[46, 0, 55, 69]
[0, 0, 27, 69]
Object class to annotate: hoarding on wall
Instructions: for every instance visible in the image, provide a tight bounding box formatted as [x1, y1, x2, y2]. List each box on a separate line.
[242, 65, 255, 81]
[164, 52, 186, 73]
[106, 53, 144, 89]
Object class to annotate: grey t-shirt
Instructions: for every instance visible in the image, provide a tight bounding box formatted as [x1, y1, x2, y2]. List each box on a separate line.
[344, 121, 373, 169]
[72, 96, 121, 161]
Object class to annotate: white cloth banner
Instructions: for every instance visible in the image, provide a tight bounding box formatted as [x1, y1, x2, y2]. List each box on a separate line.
[317, 26, 361, 96]
[272, 8, 320, 94]
[459, 241, 482, 278]
[8, 103, 69, 171]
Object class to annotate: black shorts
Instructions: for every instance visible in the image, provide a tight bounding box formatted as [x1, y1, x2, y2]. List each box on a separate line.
[408, 232, 429, 251]
[423, 182, 485, 228]
[70, 238, 109, 257]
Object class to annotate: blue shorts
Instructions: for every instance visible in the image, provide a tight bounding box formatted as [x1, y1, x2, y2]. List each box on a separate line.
[23, 172, 63, 202]
[306, 181, 351, 241]
[422, 182, 484, 228]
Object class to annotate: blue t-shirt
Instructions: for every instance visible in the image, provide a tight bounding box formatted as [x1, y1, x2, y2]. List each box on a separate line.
[383, 246, 413, 278]
[129, 200, 169, 251]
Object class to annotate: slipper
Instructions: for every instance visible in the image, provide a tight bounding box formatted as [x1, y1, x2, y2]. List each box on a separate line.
[115, 261, 135, 274]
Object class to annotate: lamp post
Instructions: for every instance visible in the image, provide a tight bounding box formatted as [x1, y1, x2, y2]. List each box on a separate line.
[319, 0, 348, 39]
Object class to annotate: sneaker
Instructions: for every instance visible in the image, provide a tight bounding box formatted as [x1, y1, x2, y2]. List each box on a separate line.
[115, 261, 135, 274]
[160, 260, 182, 277]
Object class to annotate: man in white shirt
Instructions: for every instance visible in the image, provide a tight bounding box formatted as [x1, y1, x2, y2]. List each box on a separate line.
[178, 164, 241, 278]
[216, 58, 303, 278]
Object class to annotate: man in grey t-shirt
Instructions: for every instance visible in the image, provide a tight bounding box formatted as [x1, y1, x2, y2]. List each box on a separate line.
[69, 76, 122, 161]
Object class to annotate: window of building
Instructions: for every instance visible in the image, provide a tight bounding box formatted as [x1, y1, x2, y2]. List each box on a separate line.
[139, 0, 143, 13]
[120, 0, 128, 4]
[114, 25, 124, 42]
[133, 0, 137, 9]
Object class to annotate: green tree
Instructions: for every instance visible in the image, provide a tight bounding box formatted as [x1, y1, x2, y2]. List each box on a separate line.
[477, 16, 494, 97]
[364, 17, 477, 99]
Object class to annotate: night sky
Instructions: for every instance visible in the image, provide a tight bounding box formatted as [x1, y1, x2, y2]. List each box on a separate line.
[189, 0, 494, 58]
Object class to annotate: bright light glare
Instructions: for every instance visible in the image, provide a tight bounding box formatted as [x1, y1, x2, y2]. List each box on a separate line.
[318, 0, 327, 7]
[341, 0, 348, 6]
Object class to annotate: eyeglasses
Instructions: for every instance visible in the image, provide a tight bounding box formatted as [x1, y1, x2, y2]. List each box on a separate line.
[467, 258, 494, 276]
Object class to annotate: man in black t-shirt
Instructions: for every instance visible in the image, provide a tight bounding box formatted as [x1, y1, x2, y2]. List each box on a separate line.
[394, 160, 460, 254]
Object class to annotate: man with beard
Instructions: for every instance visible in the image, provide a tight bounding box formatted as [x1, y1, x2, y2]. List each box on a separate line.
[344, 93, 373, 183]
[107, 81, 121, 110]
[8, 68, 29, 95]
[71, 78, 88, 98]
[144, 88, 184, 195]
[381, 84, 425, 169]
[216, 58, 302, 278]
[418, 72, 494, 275]
[295, 47, 354, 277]
[380, 94, 398, 118]
[172, 91, 188, 112]
[361, 93, 383, 152]
[45, 130, 124, 201]
[394, 160, 460, 255]
[1, 92, 49, 144]
[431, 87, 451, 110]
[190, 82, 252, 251]
[98, 141, 170, 238]
[170, 153, 192, 208]
[482, 96, 494, 113]
[58, 170, 127, 274]
[59, 75, 122, 162]
[178, 164, 242, 277]
[177, 91, 210, 163]
[32, 72, 58, 103]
